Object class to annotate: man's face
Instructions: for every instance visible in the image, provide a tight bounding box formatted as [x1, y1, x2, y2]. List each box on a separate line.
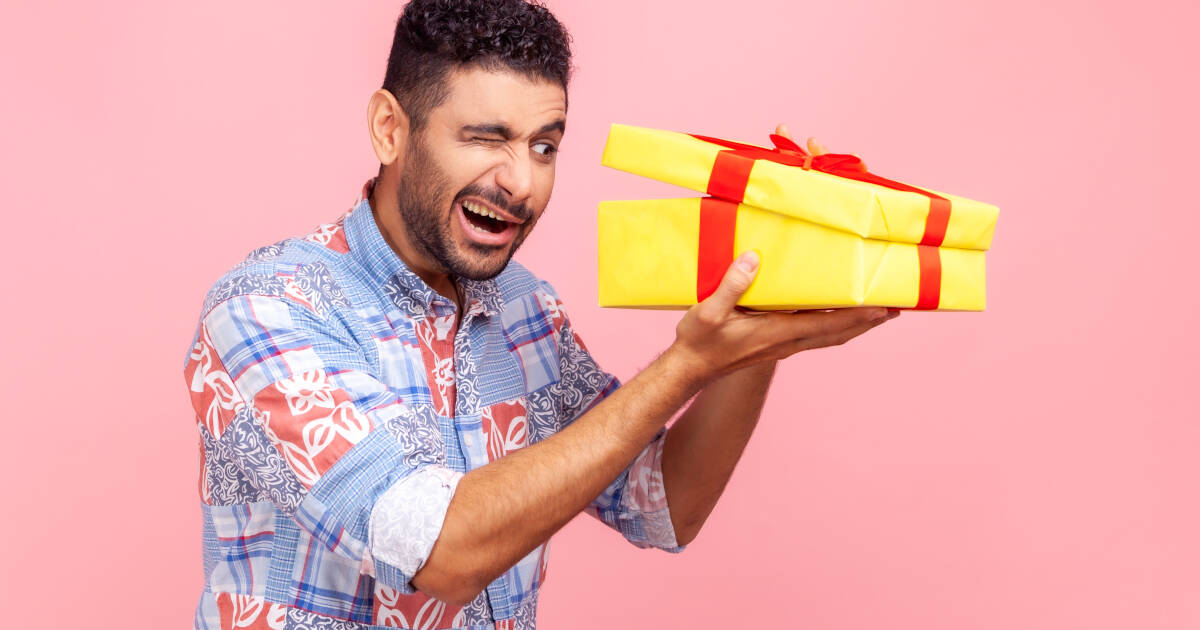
[393, 66, 566, 281]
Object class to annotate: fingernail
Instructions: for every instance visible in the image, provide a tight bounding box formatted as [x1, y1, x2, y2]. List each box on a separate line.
[887, 308, 901, 319]
[871, 308, 889, 320]
[735, 251, 759, 274]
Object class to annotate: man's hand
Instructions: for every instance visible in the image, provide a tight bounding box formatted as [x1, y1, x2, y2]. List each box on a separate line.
[671, 251, 898, 379]
[774, 122, 866, 170]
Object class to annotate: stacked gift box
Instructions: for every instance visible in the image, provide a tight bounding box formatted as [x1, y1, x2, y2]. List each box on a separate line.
[597, 124, 999, 311]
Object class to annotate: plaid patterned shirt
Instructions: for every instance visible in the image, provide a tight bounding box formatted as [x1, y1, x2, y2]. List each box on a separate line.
[184, 181, 683, 630]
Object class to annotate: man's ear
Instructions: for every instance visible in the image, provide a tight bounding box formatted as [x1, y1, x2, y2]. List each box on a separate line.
[367, 89, 411, 167]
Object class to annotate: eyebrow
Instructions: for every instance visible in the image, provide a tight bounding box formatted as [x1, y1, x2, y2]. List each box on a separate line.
[536, 120, 566, 136]
[462, 119, 566, 140]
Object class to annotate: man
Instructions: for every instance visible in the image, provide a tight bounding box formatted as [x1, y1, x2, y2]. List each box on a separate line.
[183, 1, 898, 628]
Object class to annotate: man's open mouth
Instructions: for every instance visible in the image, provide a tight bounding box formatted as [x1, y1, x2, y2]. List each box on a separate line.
[461, 199, 512, 234]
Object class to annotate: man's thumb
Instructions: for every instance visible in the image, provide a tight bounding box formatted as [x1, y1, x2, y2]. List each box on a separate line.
[704, 251, 760, 311]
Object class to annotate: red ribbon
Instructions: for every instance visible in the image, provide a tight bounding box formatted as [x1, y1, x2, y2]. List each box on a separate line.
[689, 133, 948, 309]
[915, 245, 942, 310]
[697, 198, 737, 301]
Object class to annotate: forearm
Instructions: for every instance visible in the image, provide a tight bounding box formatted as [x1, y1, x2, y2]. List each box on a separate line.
[413, 344, 707, 603]
[409, 247, 893, 602]
[661, 361, 776, 545]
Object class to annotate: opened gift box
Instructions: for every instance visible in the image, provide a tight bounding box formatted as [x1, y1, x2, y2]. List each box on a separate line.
[597, 124, 997, 311]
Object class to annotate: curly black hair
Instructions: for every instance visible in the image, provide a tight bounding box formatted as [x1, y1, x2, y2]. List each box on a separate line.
[383, 0, 573, 131]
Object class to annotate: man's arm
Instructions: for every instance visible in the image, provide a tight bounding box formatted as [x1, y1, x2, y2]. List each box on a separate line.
[413, 252, 896, 605]
[658, 124, 890, 545]
[661, 361, 777, 546]
[660, 307, 897, 546]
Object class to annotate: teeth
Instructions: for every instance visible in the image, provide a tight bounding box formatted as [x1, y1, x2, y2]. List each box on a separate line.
[463, 200, 503, 222]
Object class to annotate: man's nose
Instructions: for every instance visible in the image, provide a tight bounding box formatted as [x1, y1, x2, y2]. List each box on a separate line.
[495, 147, 534, 203]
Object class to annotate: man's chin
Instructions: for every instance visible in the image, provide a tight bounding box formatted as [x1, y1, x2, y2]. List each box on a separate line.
[454, 265, 506, 281]
[449, 245, 515, 281]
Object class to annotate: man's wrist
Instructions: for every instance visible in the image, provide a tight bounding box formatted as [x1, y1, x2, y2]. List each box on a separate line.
[660, 341, 720, 392]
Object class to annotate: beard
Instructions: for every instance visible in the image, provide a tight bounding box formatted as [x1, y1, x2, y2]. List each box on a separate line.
[394, 135, 535, 281]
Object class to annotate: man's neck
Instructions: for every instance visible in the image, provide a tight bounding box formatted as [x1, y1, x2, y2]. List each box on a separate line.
[369, 188, 461, 310]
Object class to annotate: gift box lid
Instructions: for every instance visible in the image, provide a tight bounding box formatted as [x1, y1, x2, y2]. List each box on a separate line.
[601, 123, 998, 251]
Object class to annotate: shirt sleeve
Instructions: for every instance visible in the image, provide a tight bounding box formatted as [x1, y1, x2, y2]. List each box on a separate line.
[189, 291, 459, 593]
[536, 284, 686, 553]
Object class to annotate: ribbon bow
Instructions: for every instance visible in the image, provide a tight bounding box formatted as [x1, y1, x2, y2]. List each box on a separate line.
[767, 133, 870, 175]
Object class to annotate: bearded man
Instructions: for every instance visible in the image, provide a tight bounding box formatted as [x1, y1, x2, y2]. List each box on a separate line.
[183, 1, 897, 628]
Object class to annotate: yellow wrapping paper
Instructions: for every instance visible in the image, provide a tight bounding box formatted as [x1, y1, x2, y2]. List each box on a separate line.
[601, 124, 999, 251]
[598, 198, 986, 311]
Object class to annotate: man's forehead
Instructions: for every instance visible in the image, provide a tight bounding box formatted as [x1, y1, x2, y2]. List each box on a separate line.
[436, 66, 567, 133]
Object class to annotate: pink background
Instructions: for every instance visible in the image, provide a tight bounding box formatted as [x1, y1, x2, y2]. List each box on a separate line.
[2, 0, 1197, 627]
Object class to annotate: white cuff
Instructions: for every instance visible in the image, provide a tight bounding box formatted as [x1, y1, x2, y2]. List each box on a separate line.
[368, 465, 464, 580]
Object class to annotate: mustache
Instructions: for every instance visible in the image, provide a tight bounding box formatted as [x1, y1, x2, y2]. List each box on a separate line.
[454, 184, 532, 222]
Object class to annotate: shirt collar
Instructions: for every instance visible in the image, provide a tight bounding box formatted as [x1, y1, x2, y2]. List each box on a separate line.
[345, 178, 504, 318]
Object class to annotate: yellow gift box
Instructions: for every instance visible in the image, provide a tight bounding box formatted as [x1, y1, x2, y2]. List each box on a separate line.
[598, 198, 986, 311]
[601, 124, 998, 251]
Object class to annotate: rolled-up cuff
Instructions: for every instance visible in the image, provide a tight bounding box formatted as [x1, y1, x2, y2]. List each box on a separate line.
[366, 465, 464, 593]
[623, 434, 686, 552]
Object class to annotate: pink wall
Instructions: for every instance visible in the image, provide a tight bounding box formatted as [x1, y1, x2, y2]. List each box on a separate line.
[2, 0, 1196, 627]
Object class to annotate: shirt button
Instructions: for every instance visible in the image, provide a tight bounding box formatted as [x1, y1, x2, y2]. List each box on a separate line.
[463, 434, 474, 447]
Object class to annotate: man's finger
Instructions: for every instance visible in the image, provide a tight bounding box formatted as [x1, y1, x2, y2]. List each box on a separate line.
[807, 137, 827, 156]
[731, 307, 888, 353]
[805, 312, 895, 349]
[701, 251, 760, 314]
[769, 312, 895, 360]
[763, 306, 890, 343]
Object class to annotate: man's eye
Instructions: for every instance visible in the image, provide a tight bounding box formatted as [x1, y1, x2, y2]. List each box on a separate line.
[532, 142, 558, 156]
[472, 136, 503, 144]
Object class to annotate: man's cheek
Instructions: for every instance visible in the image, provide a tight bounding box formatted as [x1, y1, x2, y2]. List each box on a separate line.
[524, 212, 544, 236]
